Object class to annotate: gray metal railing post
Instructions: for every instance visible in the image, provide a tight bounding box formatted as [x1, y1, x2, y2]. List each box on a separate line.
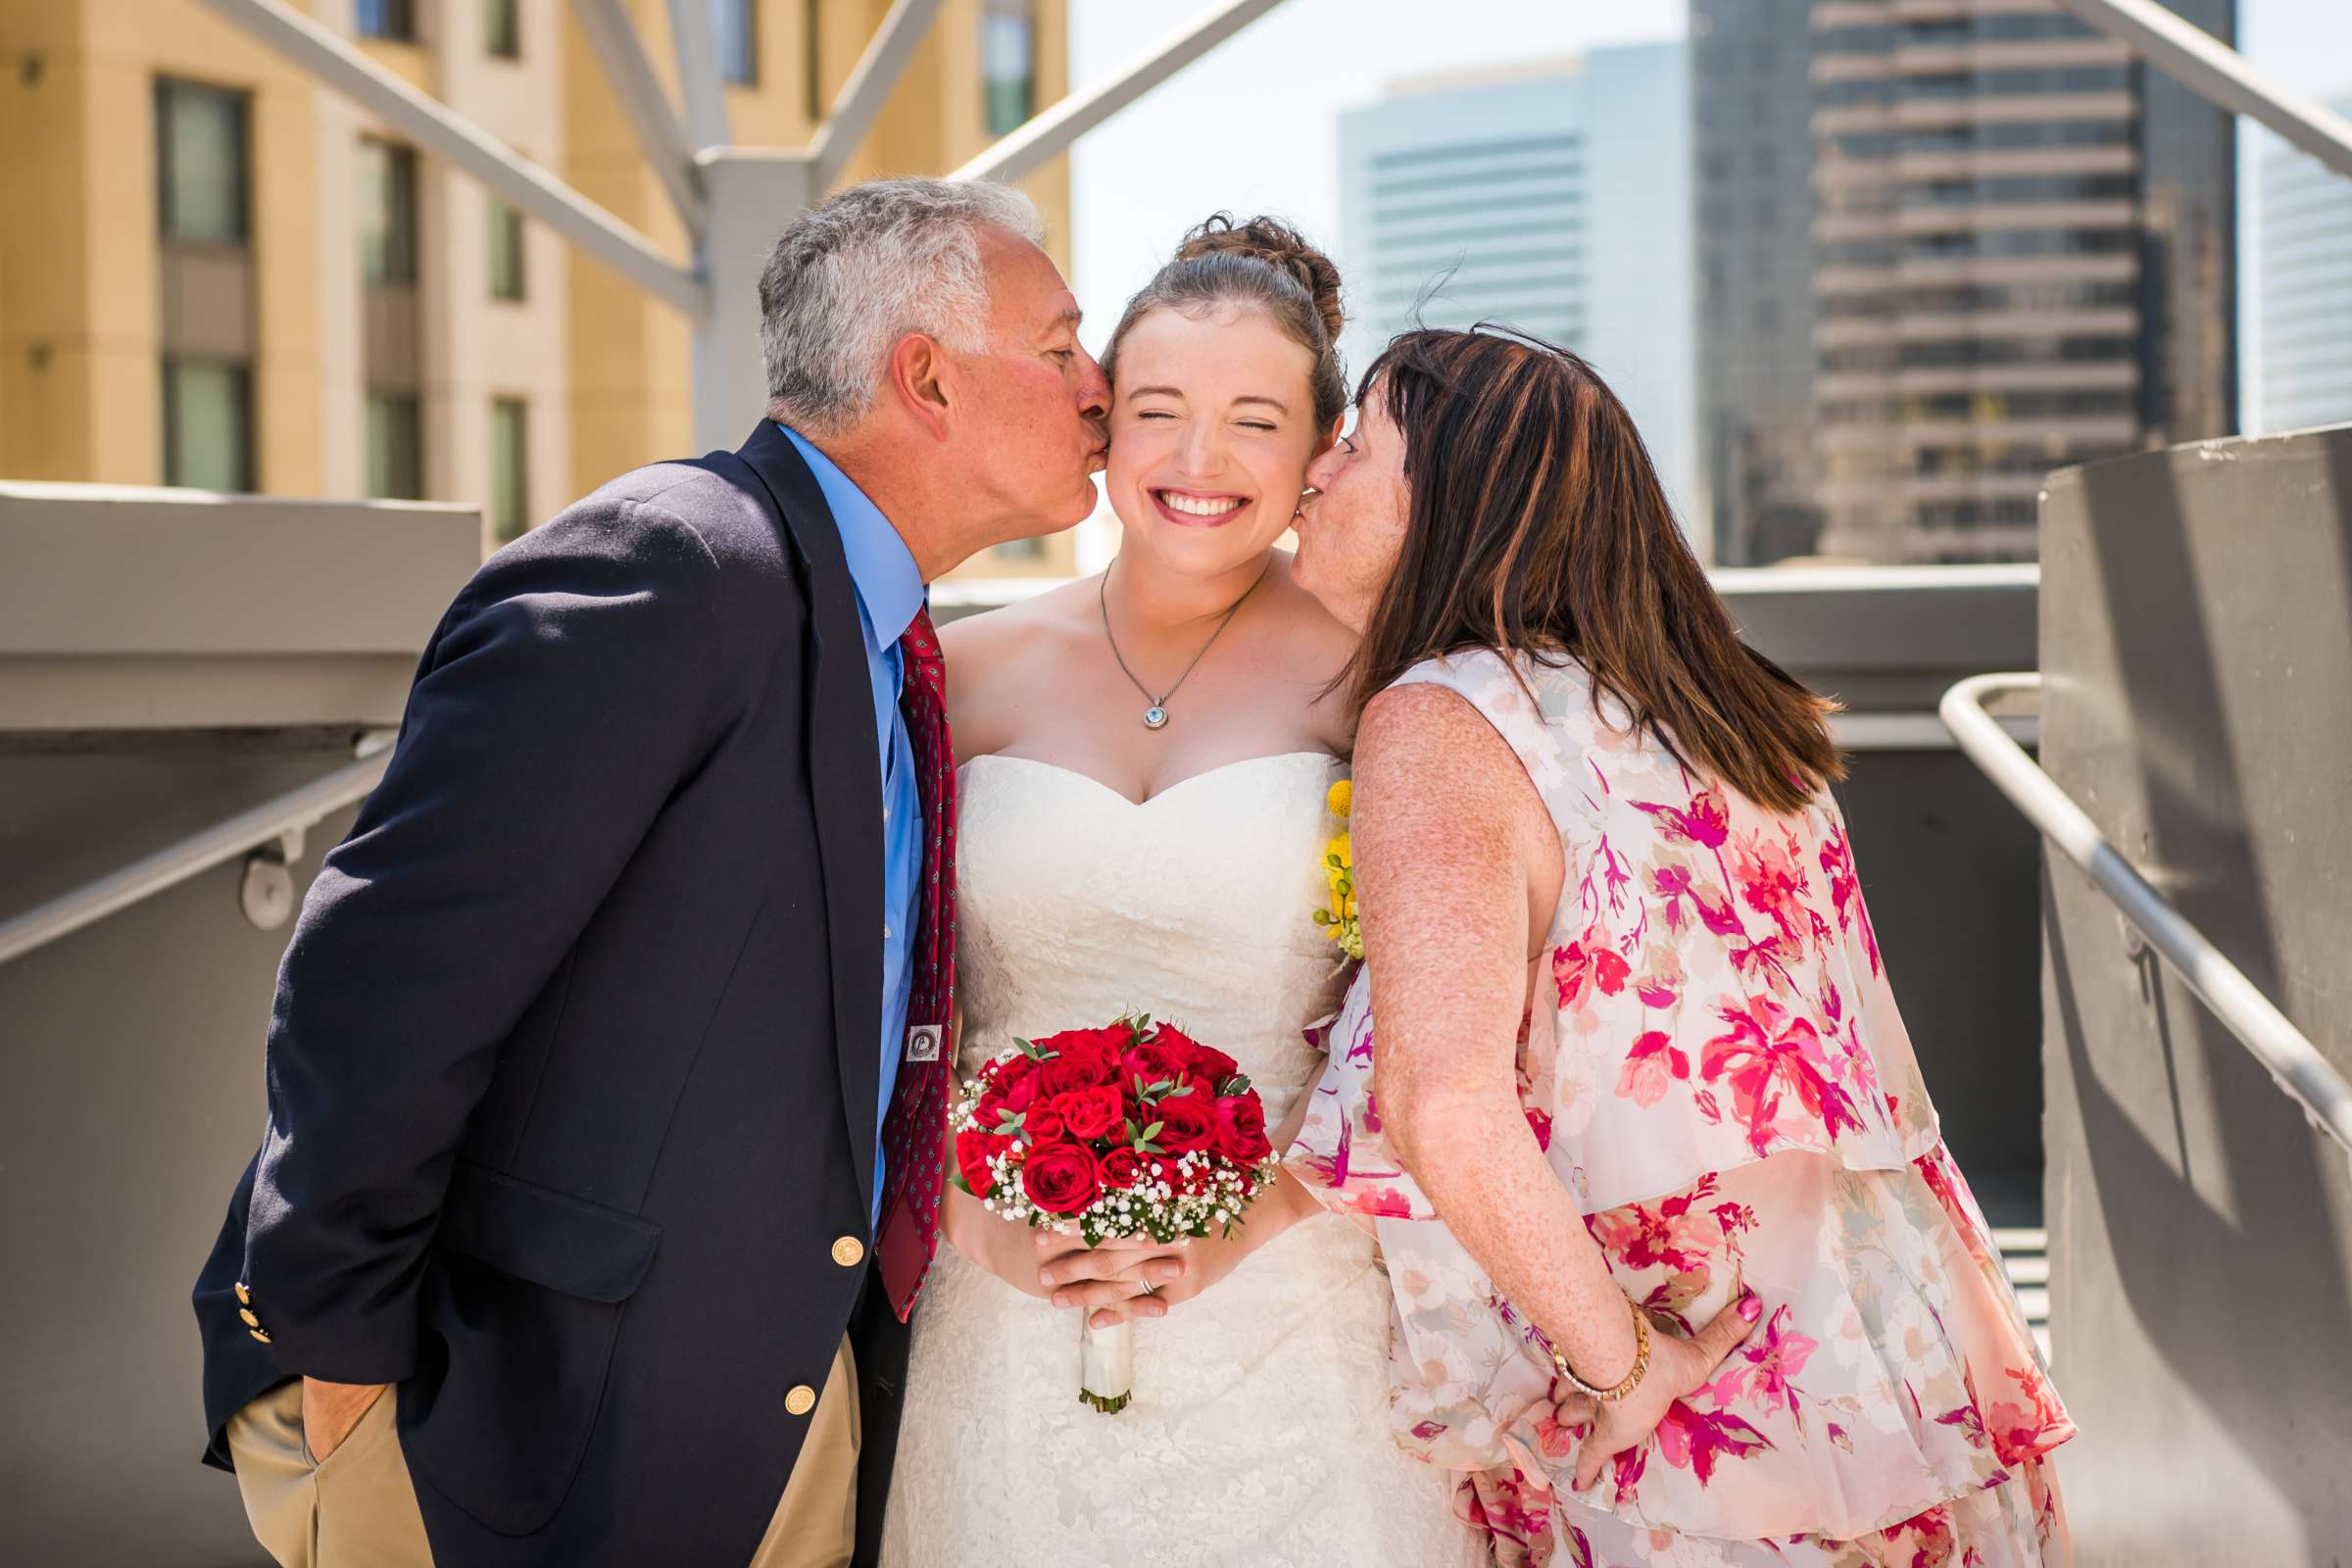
[1941, 673, 2352, 1175]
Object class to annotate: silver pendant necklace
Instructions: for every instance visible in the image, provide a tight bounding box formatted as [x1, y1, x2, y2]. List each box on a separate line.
[1099, 557, 1273, 731]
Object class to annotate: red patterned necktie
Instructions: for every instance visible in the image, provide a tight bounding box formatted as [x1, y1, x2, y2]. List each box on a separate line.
[874, 604, 956, 1320]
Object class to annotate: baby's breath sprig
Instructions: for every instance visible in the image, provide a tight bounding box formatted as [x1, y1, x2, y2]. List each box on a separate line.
[1310, 778, 1362, 962]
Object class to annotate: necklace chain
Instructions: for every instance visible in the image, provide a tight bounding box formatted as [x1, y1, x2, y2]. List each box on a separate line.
[1099, 557, 1273, 731]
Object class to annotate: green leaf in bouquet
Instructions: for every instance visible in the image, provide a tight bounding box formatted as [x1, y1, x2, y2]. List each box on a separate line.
[1159, 1081, 1193, 1100]
[1142, 1120, 1164, 1143]
[1219, 1074, 1252, 1097]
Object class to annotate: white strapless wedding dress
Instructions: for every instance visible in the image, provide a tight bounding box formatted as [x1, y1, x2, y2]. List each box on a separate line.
[879, 752, 1487, 1568]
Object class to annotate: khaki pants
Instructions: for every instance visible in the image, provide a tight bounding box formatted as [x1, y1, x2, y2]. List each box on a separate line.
[223, 1339, 859, 1568]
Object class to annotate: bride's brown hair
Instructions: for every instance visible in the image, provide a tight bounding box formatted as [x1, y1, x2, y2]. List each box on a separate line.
[1352, 327, 1843, 815]
[1099, 213, 1348, 428]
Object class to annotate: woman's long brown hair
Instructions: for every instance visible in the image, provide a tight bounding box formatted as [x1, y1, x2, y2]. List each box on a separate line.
[1349, 327, 1842, 814]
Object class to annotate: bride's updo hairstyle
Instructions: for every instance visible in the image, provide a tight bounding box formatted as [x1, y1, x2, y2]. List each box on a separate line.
[1100, 213, 1348, 429]
[1352, 327, 1843, 815]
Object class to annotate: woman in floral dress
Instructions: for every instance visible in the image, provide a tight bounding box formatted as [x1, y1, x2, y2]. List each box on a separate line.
[1284, 326, 2073, 1567]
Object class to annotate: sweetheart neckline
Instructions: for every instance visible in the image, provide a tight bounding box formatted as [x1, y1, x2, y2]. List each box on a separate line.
[958, 750, 1340, 809]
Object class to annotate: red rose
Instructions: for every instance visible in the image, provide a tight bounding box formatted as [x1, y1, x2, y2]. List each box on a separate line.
[956, 1130, 1005, 1198]
[1020, 1143, 1102, 1215]
[972, 1093, 1009, 1133]
[1024, 1102, 1067, 1144]
[1151, 1022, 1202, 1053]
[1099, 1147, 1146, 1189]
[1053, 1086, 1125, 1143]
[1180, 1070, 1219, 1104]
[1152, 1091, 1218, 1155]
[1192, 1044, 1242, 1085]
[1040, 1046, 1117, 1098]
[1123, 1041, 1192, 1088]
[1002, 1070, 1044, 1113]
[1040, 1024, 1136, 1056]
[1214, 1096, 1273, 1162]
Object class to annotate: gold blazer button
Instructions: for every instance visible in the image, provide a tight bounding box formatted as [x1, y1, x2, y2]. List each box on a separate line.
[830, 1236, 865, 1268]
[784, 1385, 817, 1417]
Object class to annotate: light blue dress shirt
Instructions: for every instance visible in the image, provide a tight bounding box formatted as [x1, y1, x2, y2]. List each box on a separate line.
[778, 423, 923, 1229]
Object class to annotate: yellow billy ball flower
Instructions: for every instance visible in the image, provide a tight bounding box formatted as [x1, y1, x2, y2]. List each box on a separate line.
[1327, 779, 1353, 819]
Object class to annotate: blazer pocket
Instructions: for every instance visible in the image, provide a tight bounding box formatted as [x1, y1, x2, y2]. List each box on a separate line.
[433, 1161, 662, 1301]
[402, 1163, 662, 1538]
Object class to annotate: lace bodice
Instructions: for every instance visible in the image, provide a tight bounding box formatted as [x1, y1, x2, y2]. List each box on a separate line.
[880, 752, 1486, 1568]
[948, 753, 1344, 1118]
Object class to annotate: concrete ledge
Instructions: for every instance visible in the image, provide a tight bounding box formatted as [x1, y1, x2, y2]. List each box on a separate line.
[0, 484, 477, 731]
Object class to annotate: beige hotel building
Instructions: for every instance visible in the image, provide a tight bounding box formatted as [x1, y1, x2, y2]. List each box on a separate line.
[0, 0, 1075, 574]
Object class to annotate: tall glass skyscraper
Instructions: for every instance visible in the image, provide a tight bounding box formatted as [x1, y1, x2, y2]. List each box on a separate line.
[2259, 98, 2352, 434]
[1805, 0, 2237, 564]
[1691, 0, 1824, 565]
[1338, 46, 1696, 533]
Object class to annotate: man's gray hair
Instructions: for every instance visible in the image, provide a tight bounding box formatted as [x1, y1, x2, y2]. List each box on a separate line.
[760, 177, 1047, 432]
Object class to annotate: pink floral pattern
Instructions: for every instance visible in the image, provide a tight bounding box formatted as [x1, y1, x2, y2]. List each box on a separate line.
[1288, 651, 2072, 1565]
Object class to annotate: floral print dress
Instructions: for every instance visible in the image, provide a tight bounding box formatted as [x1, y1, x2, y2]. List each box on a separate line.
[1288, 650, 2073, 1568]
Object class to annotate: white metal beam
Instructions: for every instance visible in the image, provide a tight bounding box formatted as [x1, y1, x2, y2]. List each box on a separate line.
[2050, 0, 2352, 181]
[952, 0, 1292, 186]
[808, 0, 947, 190]
[692, 150, 817, 453]
[571, 0, 707, 236]
[193, 0, 701, 314]
[666, 0, 733, 152]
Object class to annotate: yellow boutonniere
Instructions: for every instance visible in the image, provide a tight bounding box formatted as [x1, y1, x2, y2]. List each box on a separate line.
[1311, 778, 1362, 962]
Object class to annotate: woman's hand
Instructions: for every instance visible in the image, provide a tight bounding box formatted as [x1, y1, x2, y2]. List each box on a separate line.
[1059, 1167, 1321, 1329]
[941, 1180, 1121, 1299]
[1564, 1290, 1764, 1494]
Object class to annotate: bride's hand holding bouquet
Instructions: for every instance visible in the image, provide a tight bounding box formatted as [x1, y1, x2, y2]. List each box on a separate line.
[942, 1013, 1303, 1411]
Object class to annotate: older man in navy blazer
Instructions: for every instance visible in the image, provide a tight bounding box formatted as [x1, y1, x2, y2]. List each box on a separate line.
[192, 178, 1108, 1567]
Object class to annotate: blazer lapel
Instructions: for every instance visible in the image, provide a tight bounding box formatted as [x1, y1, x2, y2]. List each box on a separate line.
[730, 420, 885, 1213]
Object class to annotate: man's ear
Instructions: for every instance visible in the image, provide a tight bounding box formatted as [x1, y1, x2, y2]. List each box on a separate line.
[885, 332, 955, 443]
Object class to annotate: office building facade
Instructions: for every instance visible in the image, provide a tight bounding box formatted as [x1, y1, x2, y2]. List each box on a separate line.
[1691, 0, 1824, 565]
[1807, 0, 2235, 564]
[1338, 46, 1696, 532]
[2258, 95, 2352, 434]
[0, 0, 1073, 575]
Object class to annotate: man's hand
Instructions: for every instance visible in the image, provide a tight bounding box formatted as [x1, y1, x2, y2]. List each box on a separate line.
[301, 1377, 389, 1464]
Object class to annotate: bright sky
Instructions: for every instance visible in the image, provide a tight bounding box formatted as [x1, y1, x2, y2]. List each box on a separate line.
[1063, 0, 2352, 432]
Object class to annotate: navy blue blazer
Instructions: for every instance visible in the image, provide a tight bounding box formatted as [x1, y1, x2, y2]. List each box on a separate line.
[194, 422, 911, 1565]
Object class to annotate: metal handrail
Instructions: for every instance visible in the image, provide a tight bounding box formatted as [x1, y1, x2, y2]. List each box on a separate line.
[0, 734, 393, 969]
[1941, 673, 2352, 1168]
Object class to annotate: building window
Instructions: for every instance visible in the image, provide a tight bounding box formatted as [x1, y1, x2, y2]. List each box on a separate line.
[485, 0, 520, 59]
[802, 0, 823, 121]
[368, 392, 423, 499]
[156, 79, 248, 244]
[488, 197, 525, 301]
[491, 398, 530, 541]
[710, 0, 757, 86]
[358, 137, 419, 285]
[355, 0, 416, 42]
[982, 0, 1034, 135]
[163, 358, 255, 492]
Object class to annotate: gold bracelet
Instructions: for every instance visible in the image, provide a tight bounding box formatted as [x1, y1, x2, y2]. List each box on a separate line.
[1547, 1295, 1650, 1402]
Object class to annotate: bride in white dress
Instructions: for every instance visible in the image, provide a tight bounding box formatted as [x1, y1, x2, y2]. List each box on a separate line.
[879, 218, 1485, 1567]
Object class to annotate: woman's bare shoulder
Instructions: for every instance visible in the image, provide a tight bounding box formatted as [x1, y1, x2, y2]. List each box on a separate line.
[939, 577, 1101, 754]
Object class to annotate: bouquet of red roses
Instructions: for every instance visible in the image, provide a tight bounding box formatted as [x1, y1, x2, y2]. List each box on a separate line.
[949, 1012, 1278, 1413]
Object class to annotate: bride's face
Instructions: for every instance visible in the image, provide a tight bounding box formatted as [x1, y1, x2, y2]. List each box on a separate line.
[1104, 306, 1334, 580]
[1293, 382, 1410, 634]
